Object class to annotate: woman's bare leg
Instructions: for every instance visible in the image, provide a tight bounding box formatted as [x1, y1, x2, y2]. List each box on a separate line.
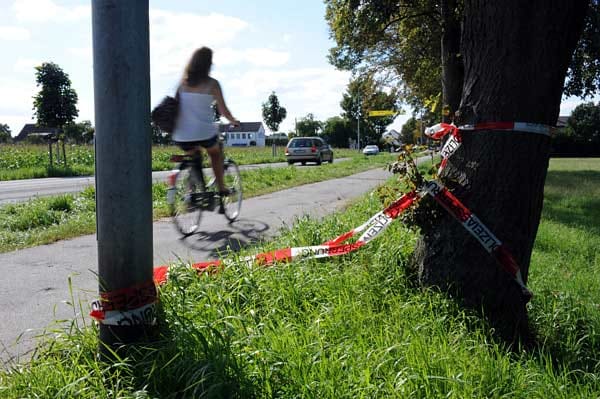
[205, 143, 226, 193]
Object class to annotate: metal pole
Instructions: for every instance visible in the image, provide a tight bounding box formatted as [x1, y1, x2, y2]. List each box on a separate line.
[357, 96, 361, 150]
[92, 0, 154, 354]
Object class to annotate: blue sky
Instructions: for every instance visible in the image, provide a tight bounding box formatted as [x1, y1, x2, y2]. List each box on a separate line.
[0, 0, 596, 138]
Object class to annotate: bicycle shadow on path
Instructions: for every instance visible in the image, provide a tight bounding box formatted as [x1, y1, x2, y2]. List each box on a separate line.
[179, 218, 270, 259]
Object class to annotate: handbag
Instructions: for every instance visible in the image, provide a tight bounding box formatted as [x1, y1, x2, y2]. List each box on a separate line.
[151, 89, 180, 133]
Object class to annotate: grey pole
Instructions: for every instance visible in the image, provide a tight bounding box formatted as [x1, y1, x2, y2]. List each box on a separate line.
[92, 0, 155, 353]
[356, 96, 361, 151]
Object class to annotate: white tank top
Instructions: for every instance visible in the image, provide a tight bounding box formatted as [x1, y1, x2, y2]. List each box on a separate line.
[172, 92, 218, 142]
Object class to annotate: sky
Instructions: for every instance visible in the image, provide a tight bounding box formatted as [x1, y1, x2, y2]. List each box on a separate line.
[0, 0, 597, 138]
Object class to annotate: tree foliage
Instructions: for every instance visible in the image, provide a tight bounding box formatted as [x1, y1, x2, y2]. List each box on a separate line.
[63, 120, 94, 144]
[33, 62, 79, 129]
[325, 0, 444, 114]
[296, 113, 323, 137]
[325, 0, 600, 116]
[400, 117, 417, 145]
[261, 91, 287, 132]
[564, 0, 600, 98]
[567, 102, 600, 143]
[151, 121, 171, 145]
[340, 75, 400, 144]
[0, 123, 12, 143]
[322, 116, 353, 147]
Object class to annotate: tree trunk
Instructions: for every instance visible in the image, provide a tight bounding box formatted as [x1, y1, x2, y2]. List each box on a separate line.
[413, 0, 588, 342]
[441, 0, 463, 123]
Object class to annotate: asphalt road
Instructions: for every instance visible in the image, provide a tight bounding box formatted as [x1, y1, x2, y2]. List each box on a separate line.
[0, 166, 254, 205]
[0, 165, 394, 365]
[0, 159, 353, 205]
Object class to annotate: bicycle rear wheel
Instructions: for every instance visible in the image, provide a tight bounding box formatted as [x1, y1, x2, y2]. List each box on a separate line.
[221, 159, 243, 222]
[169, 167, 203, 236]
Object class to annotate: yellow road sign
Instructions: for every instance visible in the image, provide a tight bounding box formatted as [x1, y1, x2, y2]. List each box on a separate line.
[368, 110, 396, 117]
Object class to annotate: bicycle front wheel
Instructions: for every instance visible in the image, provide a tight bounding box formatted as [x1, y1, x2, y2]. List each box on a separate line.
[222, 159, 243, 222]
[169, 167, 203, 236]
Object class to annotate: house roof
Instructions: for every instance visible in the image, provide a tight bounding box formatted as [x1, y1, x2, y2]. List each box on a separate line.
[218, 122, 263, 133]
[15, 124, 61, 142]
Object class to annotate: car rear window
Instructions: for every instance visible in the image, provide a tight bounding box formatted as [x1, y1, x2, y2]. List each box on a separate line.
[289, 139, 313, 148]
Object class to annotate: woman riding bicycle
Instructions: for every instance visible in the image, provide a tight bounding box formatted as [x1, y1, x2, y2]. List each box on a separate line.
[172, 47, 240, 212]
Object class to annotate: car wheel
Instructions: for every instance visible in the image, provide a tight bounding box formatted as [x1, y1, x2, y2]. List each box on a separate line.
[301, 161, 306, 166]
[316, 156, 322, 165]
[329, 154, 334, 163]
[287, 160, 294, 165]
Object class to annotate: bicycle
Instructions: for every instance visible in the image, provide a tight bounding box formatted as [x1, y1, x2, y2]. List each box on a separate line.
[166, 135, 243, 236]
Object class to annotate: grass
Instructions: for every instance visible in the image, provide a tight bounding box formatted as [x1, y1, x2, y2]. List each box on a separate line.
[0, 144, 363, 181]
[0, 158, 598, 398]
[0, 153, 396, 253]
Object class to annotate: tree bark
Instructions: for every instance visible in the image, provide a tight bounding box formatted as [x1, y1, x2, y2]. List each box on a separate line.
[441, 0, 463, 122]
[413, 0, 588, 342]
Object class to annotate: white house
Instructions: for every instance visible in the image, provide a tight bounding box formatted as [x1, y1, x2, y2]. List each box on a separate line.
[219, 122, 265, 147]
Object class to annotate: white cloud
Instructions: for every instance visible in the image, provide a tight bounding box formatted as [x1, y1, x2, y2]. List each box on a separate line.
[0, 79, 38, 134]
[559, 95, 600, 116]
[13, 0, 89, 23]
[13, 57, 43, 73]
[224, 67, 351, 131]
[215, 48, 290, 67]
[150, 9, 249, 77]
[0, 26, 30, 40]
[67, 47, 92, 59]
[0, 79, 36, 111]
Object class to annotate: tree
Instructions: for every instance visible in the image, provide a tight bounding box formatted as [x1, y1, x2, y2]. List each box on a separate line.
[322, 116, 353, 147]
[564, 0, 600, 98]
[33, 62, 79, 129]
[325, 0, 461, 118]
[0, 123, 11, 143]
[296, 113, 322, 137]
[63, 120, 94, 144]
[567, 102, 600, 143]
[262, 91, 287, 132]
[340, 75, 400, 145]
[400, 118, 417, 145]
[326, 0, 600, 120]
[407, 1, 589, 342]
[212, 101, 221, 122]
[151, 121, 171, 145]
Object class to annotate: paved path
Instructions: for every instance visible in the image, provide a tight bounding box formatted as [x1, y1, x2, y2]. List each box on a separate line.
[0, 159, 353, 205]
[0, 166, 393, 365]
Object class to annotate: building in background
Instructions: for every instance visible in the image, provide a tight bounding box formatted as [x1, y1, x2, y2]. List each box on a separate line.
[219, 122, 265, 147]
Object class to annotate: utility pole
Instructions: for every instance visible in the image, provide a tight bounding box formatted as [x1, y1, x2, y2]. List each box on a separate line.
[356, 96, 361, 150]
[92, 0, 155, 356]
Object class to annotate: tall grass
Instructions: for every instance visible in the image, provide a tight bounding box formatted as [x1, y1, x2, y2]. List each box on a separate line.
[1, 158, 598, 398]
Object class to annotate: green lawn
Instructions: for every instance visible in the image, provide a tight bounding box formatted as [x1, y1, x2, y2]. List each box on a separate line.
[0, 158, 598, 398]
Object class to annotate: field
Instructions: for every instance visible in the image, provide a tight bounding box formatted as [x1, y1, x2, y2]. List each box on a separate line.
[0, 158, 598, 398]
[0, 144, 362, 181]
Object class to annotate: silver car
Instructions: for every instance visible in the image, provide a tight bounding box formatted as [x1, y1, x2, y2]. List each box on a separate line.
[362, 145, 380, 155]
[285, 137, 334, 165]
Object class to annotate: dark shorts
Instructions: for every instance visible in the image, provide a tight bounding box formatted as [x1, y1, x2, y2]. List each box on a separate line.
[175, 135, 219, 151]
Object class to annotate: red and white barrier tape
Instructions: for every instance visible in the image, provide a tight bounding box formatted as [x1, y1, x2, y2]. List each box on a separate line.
[422, 180, 531, 298]
[91, 125, 543, 321]
[89, 279, 158, 326]
[149, 181, 531, 300]
[425, 122, 553, 174]
[152, 191, 420, 285]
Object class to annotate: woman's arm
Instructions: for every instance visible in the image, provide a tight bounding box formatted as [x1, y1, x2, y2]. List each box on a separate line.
[212, 80, 240, 126]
